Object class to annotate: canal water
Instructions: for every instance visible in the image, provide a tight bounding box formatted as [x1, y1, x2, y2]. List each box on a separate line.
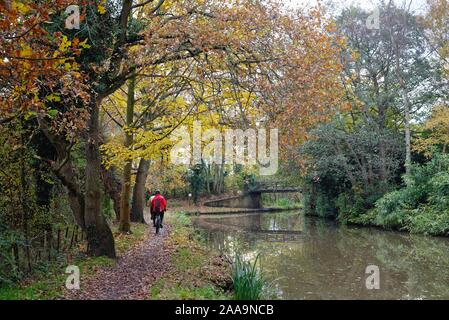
[193, 211, 449, 300]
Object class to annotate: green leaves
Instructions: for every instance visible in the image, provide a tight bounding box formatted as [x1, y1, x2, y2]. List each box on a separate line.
[47, 109, 59, 119]
[232, 253, 265, 300]
[45, 94, 61, 103]
[372, 153, 449, 235]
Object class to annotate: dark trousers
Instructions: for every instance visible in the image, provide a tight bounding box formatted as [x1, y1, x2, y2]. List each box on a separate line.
[151, 211, 164, 225]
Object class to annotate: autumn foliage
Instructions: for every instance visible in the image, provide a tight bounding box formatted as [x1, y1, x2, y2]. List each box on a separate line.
[0, 1, 91, 119]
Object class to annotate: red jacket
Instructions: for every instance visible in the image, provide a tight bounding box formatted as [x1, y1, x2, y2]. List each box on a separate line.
[151, 194, 167, 213]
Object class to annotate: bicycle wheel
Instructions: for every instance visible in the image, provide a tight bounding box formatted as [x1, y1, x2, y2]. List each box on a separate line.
[155, 214, 161, 234]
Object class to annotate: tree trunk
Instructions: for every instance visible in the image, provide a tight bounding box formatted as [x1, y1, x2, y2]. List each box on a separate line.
[394, 48, 412, 175]
[100, 164, 122, 221]
[37, 117, 86, 228]
[19, 126, 32, 272]
[373, 74, 387, 184]
[390, 8, 412, 176]
[119, 161, 132, 232]
[131, 158, 150, 223]
[58, 161, 86, 227]
[205, 163, 211, 194]
[403, 90, 412, 175]
[119, 76, 136, 233]
[85, 98, 116, 258]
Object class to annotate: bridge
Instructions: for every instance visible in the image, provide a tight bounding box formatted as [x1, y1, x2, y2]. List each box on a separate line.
[203, 182, 301, 209]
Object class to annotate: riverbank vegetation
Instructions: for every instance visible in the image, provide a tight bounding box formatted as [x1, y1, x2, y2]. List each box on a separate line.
[294, 1, 449, 237]
[355, 153, 449, 236]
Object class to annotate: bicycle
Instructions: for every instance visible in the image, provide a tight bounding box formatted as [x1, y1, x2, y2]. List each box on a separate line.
[154, 212, 163, 235]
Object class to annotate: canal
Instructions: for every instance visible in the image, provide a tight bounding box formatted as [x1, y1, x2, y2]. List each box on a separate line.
[193, 211, 449, 299]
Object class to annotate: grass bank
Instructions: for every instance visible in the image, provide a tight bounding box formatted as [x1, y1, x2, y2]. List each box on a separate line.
[149, 211, 232, 300]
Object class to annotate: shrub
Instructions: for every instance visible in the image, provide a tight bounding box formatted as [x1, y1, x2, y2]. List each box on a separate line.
[300, 120, 404, 220]
[371, 153, 449, 235]
[427, 172, 449, 207]
[333, 182, 389, 224]
[409, 206, 449, 236]
[0, 228, 23, 287]
[232, 254, 265, 300]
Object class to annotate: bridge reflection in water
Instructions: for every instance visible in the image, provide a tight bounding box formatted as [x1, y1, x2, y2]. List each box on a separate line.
[194, 212, 304, 243]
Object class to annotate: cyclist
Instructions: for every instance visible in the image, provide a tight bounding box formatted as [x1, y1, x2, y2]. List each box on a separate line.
[151, 190, 167, 228]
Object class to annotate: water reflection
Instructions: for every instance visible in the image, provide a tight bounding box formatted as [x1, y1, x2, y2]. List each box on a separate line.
[193, 211, 449, 300]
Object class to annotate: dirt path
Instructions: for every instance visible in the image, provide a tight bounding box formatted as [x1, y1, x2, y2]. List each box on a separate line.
[65, 223, 173, 300]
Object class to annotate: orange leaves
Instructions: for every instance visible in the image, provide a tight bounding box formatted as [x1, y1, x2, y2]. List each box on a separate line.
[0, 0, 90, 117]
[424, 0, 449, 77]
[259, 9, 347, 158]
[133, 1, 346, 167]
[414, 104, 449, 157]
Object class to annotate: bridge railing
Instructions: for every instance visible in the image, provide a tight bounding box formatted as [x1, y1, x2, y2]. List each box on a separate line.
[249, 181, 300, 193]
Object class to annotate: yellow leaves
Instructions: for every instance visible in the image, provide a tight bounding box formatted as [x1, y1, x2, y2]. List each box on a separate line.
[78, 39, 91, 49]
[324, 21, 337, 33]
[100, 129, 171, 170]
[98, 6, 106, 15]
[59, 36, 71, 53]
[24, 111, 36, 121]
[425, 0, 448, 79]
[64, 62, 72, 71]
[101, 1, 347, 172]
[98, 0, 107, 14]
[17, 43, 33, 70]
[122, 125, 137, 137]
[414, 104, 449, 157]
[350, 49, 360, 61]
[100, 141, 129, 170]
[18, 44, 33, 58]
[12, 1, 31, 15]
